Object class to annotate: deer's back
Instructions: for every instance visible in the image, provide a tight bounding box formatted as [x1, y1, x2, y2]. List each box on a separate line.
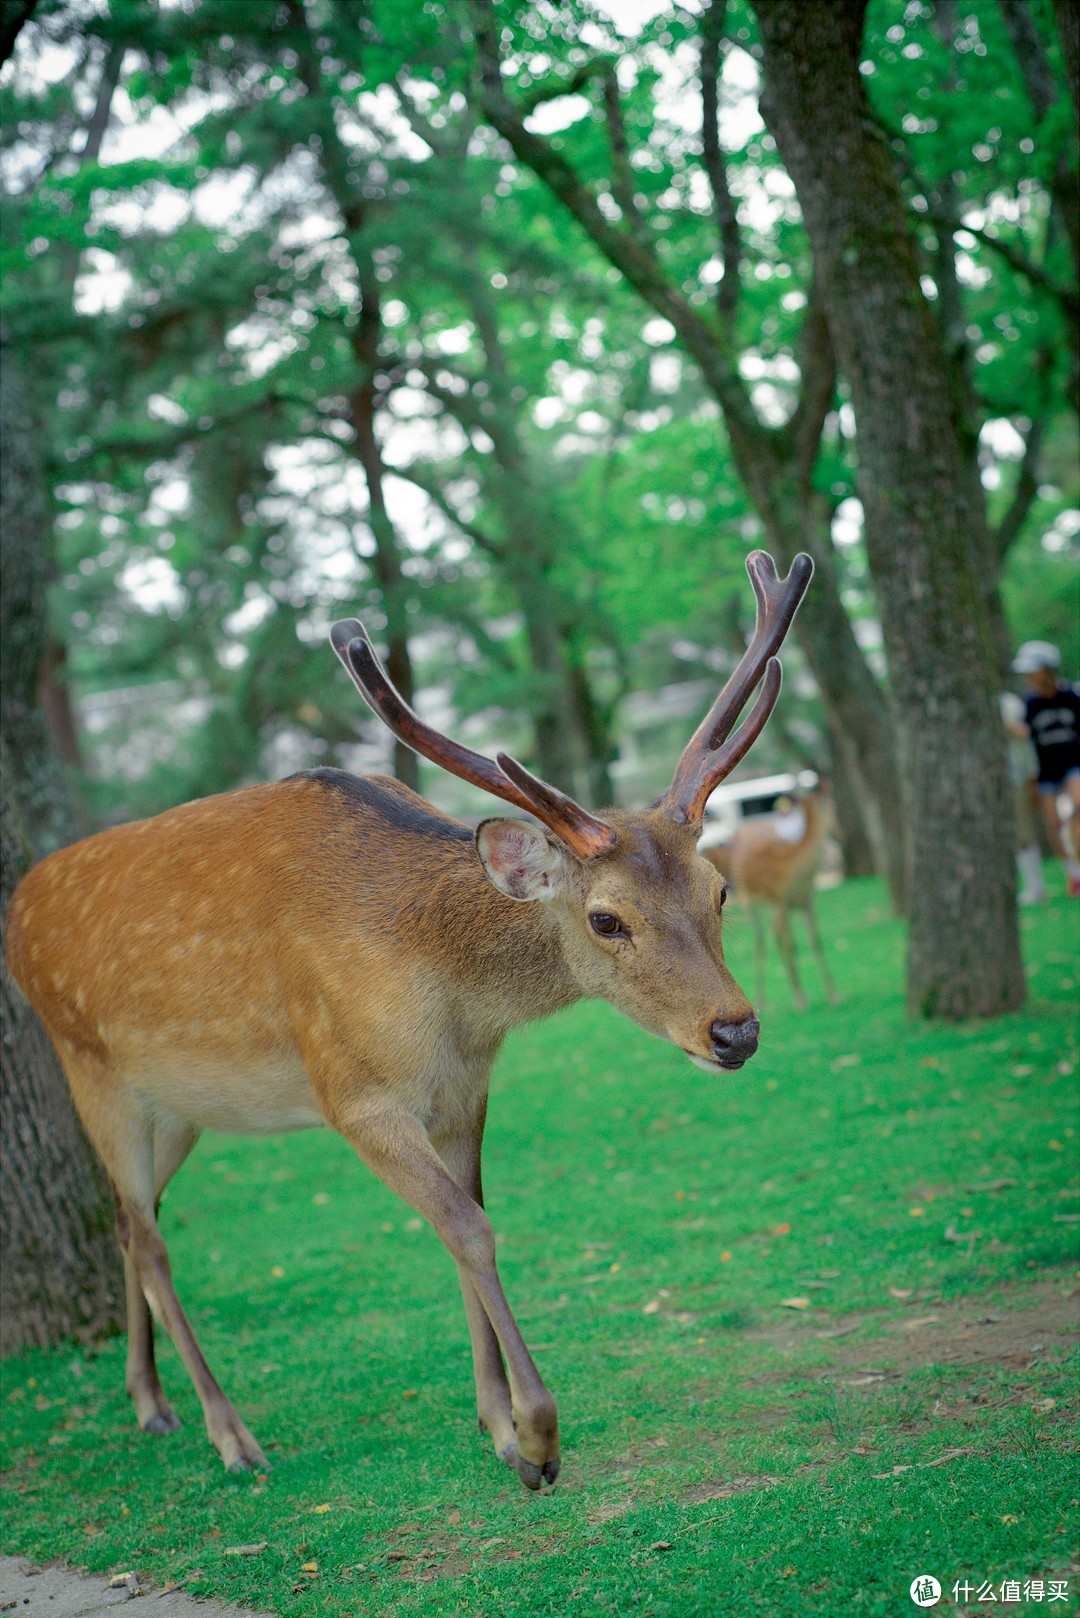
[5, 772, 483, 1115]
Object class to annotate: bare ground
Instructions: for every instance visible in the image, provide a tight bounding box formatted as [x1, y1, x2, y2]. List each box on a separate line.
[747, 1273, 1079, 1379]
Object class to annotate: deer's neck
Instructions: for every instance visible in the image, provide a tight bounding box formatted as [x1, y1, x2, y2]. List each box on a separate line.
[406, 846, 582, 1040]
[792, 797, 824, 855]
[300, 771, 582, 1045]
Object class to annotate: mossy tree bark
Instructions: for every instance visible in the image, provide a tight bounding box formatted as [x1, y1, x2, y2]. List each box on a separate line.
[754, 0, 1025, 1018]
[0, 325, 123, 1353]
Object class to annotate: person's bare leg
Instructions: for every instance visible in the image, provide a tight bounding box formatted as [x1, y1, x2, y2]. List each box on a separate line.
[1040, 784, 1080, 890]
[1064, 776, 1080, 866]
[1038, 790, 1067, 860]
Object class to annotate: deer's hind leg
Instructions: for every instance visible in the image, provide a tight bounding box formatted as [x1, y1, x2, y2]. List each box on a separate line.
[772, 904, 806, 1011]
[804, 897, 840, 1006]
[123, 1113, 200, 1435]
[750, 902, 768, 1011]
[59, 1047, 266, 1472]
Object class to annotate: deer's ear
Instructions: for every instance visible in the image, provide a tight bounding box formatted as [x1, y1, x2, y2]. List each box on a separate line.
[475, 819, 569, 902]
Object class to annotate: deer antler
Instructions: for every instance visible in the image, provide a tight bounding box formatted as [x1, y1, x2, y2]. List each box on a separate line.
[330, 620, 618, 861]
[661, 550, 814, 826]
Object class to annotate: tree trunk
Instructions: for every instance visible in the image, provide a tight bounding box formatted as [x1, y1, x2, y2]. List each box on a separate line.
[1, 750, 123, 1353]
[0, 325, 122, 1352]
[1053, 0, 1080, 128]
[349, 274, 419, 792]
[0, 0, 37, 67]
[755, 0, 1025, 1019]
[826, 718, 877, 878]
[566, 653, 617, 807]
[513, 571, 592, 797]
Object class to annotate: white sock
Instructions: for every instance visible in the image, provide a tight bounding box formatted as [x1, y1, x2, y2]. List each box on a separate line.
[1017, 847, 1046, 898]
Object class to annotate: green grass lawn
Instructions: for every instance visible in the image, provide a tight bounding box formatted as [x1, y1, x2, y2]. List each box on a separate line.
[2, 876, 1078, 1617]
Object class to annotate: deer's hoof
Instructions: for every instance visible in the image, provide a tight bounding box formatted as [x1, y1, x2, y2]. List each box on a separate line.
[226, 1449, 269, 1475]
[215, 1417, 269, 1473]
[516, 1454, 560, 1491]
[142, 1410, 182, 1436]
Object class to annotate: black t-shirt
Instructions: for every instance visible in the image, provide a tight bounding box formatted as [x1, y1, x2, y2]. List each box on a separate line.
[1024, 683, 1080, 784]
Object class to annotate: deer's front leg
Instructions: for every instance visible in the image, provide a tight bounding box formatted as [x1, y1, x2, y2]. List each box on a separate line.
[337, 1096, 559, 1490]
[431, 1107, 518, 1471]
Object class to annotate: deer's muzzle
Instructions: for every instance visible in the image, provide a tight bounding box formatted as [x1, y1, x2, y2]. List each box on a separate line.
[709, 1015, 760, 1070]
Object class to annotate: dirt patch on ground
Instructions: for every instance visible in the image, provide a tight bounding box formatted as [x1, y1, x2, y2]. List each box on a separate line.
[747, 1275, 1079, 1382]
[683, 1472, 780, 1505]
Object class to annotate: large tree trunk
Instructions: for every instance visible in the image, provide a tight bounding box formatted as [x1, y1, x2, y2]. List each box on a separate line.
[826, 716, 877, 877]
[754, 0, 1024, 1019]
[0, 326, 122, 1352]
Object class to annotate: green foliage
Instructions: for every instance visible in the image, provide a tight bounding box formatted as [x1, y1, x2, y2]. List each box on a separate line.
[0, 0, 1076, 823]
[1, 878, 1076, 1613]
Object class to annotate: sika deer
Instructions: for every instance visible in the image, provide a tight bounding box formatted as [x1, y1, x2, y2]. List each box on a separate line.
[6, 551, 811, 1489]
[712, 784, 839, 1011]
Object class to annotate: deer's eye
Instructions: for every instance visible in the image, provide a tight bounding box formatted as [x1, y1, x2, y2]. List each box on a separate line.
[719, 885, 728, 908]
[589, 911, 625, 938]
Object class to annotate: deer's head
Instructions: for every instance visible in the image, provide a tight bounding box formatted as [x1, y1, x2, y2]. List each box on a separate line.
[331, 550, 813, 1072]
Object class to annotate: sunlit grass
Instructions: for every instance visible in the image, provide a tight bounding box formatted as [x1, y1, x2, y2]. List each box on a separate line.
[1, 876, 1077, 1616]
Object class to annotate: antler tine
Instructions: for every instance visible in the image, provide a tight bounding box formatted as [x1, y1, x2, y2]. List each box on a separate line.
[330, 620, 617, 861]
[494, 752, 617, 854]
[680, 659, 783, 826]
[661, 551, 813, 825]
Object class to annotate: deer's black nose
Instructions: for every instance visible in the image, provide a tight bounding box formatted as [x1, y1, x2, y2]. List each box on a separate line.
[710, 1016, 760, 1068]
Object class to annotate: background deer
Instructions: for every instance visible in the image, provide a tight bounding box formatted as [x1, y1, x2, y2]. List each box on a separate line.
[707, 783, 839, 1012]
[6, 551, 811, 1491]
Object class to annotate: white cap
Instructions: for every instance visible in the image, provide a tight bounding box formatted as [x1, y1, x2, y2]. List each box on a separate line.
[1012, 640, 1061, 674]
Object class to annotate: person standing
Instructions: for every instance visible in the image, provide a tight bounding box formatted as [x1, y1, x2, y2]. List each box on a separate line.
[1000, 689, 1046, 904]
[1008, 642, 1080, 898]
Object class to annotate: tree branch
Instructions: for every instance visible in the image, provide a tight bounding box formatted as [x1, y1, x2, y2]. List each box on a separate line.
[393, 466, 508, 562]
[998, 0, 1080, 276]
[993, 416, 1044, 562]
[962, 223, 1079, 320]
[700, 0, 741, 331]
[519, 56, 611, 116]
[787, 286, 836, 495]
[602, 69, 649, 245]
[1053, 0, 1079, 130]
[80, 38, 124, 165]
[467, 0, 763, 442]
